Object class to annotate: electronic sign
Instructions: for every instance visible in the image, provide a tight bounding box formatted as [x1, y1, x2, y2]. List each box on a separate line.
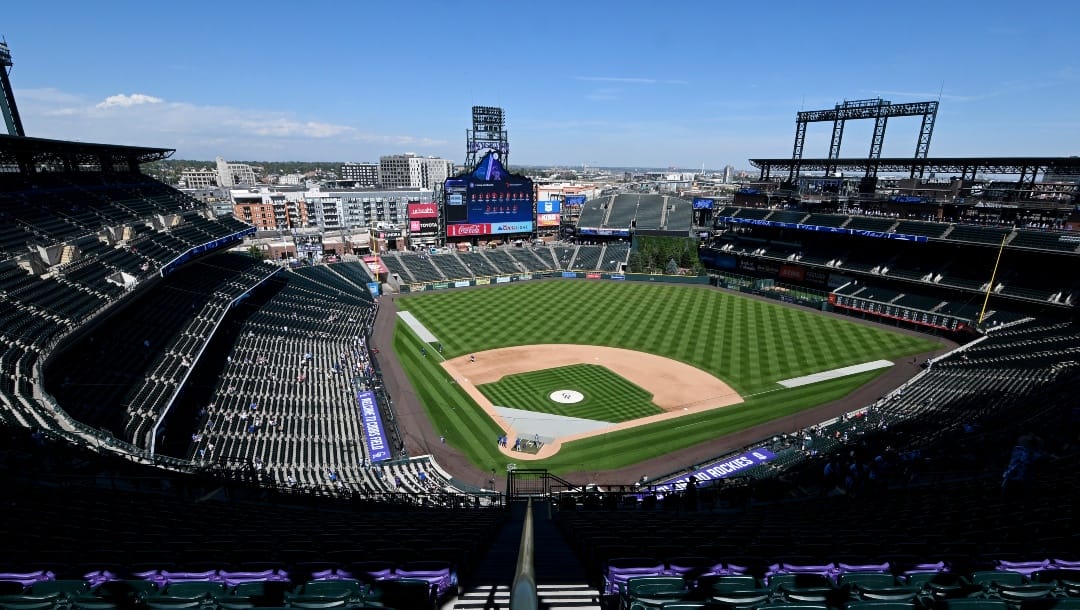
[537, 200, 561, 214]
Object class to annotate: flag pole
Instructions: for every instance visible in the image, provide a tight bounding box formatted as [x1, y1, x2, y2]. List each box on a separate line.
[978, 233, 1008, 326]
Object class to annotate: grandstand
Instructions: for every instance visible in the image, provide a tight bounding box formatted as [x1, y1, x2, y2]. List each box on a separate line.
[2, 76, 1079, 610]
[577, 193, 694, 238]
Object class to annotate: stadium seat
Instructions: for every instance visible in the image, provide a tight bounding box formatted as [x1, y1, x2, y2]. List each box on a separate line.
[0, 593, 63, 610]
[768, 574, 835, 604]
[26, 581, 90, 598]
[943, 599, 1011, 610]
[619, 576, 689, 609]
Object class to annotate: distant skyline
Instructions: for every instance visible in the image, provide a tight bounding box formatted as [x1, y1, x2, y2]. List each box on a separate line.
[5, 1, 1079, 168]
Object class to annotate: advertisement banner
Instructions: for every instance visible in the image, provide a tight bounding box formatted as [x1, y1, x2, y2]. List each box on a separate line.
[779, 264, 805, 282]
[564, 194, 587, 206]
[586, 272, 601, 279]
[407, 202, 439, 218]
[561, 271, 578, 278]
[610, 274, 626, 280]
[446, 223, 490, 237]
[496, 276, 511, 284]
[409, 220, 439, 233]
[537, 200, 562, 214]
[692, 197, 715, 210]
[475, 278, 490, 285]
[356, 391, 390, 463]
[654, 448, 776, 492]
[489, 221, 534, 235]
[366, 282, 380, 297]
[454, 280, 470, 288]
[537, 213, 561, 227]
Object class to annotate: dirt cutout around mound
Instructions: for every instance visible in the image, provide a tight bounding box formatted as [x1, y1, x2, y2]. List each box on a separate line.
[441, 344, 743, 460]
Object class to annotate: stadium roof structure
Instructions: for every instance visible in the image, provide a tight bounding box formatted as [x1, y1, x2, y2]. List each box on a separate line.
[0, 133, 173, 172]
[750, 156, 1080, 182]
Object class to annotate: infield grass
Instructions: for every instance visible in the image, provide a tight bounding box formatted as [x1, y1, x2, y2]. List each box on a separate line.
[393, 280, 940, 474]
[477, 364, 662, 423]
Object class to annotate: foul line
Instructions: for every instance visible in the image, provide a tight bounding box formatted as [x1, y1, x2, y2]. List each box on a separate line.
[777, 359, 893, 388]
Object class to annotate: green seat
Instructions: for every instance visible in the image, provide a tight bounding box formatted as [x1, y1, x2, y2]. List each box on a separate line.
[770, 574, 834, 604]
[838, 574, 898, 590]
[622, 576, 689, 609]
[161, 583, 226, 599]
[904, 572, 970, 599]
[27, 581, 91, 598]
[91, 580, 159, 607]
[845, 602, 916, 610]
[143, 595, 205, 610]
[282, 592, 350, 609]
[216, 596, 255, 610]
[943, 599, 1011, 610]
[371, 579, 435, 610]
[294, 581, 362, 599]
[701, 575, 760, 593]
[709, 590, 772, 609]
[0, 593, 63, 610]
[68, 597, 119, 610]
[971, 571, 1027, 589]
[232, 582, 289, 608]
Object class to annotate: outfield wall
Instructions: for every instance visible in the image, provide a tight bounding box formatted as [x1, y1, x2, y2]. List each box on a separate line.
[398, 271, 708, 293]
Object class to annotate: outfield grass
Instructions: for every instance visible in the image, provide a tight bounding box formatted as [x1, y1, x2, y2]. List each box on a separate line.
[477, 364, 662, 423]
[393, 280, 940, 474]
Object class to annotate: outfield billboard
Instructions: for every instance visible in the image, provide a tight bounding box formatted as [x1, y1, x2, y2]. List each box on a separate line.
[409, 219, 439, 234]
[407, 202, 439, 218]
[537, 200, 562, 214]
[564, 194, 587, 206]
[537, 213, 560, 227]
[692, 197, 715, 210]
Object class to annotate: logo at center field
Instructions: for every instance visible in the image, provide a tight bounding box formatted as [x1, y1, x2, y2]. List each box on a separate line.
[549, 390, 584, 404]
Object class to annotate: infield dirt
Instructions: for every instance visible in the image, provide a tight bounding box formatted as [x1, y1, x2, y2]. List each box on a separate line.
[441, 344, 743, 459]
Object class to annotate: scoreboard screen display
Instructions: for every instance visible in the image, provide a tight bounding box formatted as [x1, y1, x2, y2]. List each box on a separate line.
[465, 181, 534, 224]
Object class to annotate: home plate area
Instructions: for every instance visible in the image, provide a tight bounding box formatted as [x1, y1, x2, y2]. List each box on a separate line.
[492, 405, 613, 444]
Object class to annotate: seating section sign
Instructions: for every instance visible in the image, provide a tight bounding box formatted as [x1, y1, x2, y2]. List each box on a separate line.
[357, 391, 391, 462]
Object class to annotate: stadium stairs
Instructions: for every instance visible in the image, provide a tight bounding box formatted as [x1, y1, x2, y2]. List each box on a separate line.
[452, 500, 600, 610]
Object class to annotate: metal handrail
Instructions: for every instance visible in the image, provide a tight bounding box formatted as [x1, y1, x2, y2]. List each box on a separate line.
[509, 498, 536, 610]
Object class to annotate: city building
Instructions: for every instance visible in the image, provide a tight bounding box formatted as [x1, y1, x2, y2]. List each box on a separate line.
[302, 185, 434, 232]
[179, 168, 219, 190]
[216, 156, 258, 187]
[378, 154, 454, 189]
[340, 162, 380, 186]
[231, 187, 309, 231]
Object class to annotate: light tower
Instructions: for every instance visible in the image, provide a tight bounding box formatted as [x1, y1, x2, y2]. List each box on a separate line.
[0, 40, 26, 137]
[465, 106, 508, 169]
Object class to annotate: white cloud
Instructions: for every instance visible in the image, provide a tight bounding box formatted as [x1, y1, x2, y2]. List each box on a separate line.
[96, 93, 164, 109]
[14, 86, 449, 160]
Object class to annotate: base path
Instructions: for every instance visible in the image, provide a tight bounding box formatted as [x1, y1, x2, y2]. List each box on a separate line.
[441, 344, 743, 459]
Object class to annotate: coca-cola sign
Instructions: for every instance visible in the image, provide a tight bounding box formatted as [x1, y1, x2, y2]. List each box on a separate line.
[446, 223, 489, 237]
[407, 202, 439, 219]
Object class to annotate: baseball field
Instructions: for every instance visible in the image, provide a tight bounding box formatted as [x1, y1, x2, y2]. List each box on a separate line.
[392, 280, 939, 475]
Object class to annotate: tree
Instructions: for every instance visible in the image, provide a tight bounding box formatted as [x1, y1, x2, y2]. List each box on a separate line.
[665, 258, 680, 275]
[247, 244, 266, 260]
[627, 251, 643, 273]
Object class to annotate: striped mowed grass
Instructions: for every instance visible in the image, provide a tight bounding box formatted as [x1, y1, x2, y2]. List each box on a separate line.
[393, 280, 939, 473]
[477, 364, 662, 423]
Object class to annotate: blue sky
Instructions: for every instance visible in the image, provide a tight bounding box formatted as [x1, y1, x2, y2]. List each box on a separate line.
[5, 1, 1079, 168]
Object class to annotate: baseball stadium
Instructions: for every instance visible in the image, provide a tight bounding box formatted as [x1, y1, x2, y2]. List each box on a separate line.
[1, 42, 1079, 610]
